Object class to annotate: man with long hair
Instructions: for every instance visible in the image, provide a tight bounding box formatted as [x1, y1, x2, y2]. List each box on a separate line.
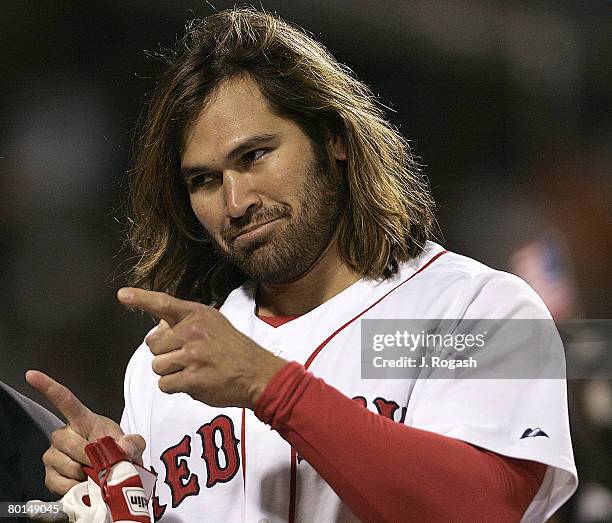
[29, 8, 576, 522]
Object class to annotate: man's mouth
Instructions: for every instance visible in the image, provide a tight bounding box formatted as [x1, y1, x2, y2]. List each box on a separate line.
[232, 217, 283, 243]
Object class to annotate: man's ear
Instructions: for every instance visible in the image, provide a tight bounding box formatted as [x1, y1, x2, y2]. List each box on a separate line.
[330, 134, 347, 161]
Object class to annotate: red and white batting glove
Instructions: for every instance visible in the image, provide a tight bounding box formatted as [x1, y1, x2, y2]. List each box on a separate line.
[29, 436, 155, 523]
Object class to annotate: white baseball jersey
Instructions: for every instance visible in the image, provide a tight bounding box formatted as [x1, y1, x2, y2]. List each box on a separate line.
[121, 241, 577, 522]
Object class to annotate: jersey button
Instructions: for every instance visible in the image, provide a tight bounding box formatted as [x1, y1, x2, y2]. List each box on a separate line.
[268, 344, 285, 357]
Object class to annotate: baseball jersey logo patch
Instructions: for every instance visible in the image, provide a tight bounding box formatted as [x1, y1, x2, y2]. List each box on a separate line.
[520, 427, 549, 438]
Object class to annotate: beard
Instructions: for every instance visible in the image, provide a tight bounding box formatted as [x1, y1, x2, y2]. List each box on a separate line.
[203, 149, 344, 284]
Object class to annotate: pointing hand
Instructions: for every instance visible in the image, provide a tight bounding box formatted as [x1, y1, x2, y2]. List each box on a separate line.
[26, 370, 145, 496]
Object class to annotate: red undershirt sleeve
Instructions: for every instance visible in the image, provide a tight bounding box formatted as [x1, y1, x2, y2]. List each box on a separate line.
[254, 361, 547, 522]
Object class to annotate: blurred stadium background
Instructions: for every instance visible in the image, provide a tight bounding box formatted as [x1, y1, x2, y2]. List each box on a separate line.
[1, 1, 610, 520]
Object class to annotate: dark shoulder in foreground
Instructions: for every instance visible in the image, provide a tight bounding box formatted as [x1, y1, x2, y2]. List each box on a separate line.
[0, 381, 62, 501]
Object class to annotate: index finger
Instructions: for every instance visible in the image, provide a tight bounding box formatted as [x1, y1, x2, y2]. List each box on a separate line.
[117, 287, 200, 326]
[25, 370, 93, 431]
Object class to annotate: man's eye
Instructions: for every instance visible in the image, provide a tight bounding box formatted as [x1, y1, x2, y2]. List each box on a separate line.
[189, 173, 217, 188]
[244, 149, 267, 164]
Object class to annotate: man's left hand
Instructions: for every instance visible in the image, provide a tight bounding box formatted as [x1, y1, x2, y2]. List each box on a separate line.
[117, 287, 287, 410]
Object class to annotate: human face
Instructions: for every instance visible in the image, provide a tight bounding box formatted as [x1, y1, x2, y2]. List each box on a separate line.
[180, 76, 346, 284]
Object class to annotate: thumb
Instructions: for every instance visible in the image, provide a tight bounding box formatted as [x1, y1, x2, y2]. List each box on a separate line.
[118, 433, 146, 465]
[25, 370, 95, 437]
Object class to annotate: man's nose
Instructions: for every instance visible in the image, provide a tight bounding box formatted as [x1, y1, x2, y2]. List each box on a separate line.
[223, 170, 262, 218]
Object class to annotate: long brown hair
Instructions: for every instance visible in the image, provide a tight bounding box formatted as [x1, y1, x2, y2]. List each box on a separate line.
[126, 7, 436, 304]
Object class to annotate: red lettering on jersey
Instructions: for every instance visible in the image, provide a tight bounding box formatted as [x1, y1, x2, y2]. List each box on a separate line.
[352, 396, 367, 408]
[373, 397, 406, 423]
[149, 466, 167, 521]
[197, 414, 240, 488]
[373, 397, 399, 420]
[160, 435, 200, 508]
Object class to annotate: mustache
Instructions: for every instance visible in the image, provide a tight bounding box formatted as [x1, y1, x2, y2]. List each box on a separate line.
[222, 205, 290, 243]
